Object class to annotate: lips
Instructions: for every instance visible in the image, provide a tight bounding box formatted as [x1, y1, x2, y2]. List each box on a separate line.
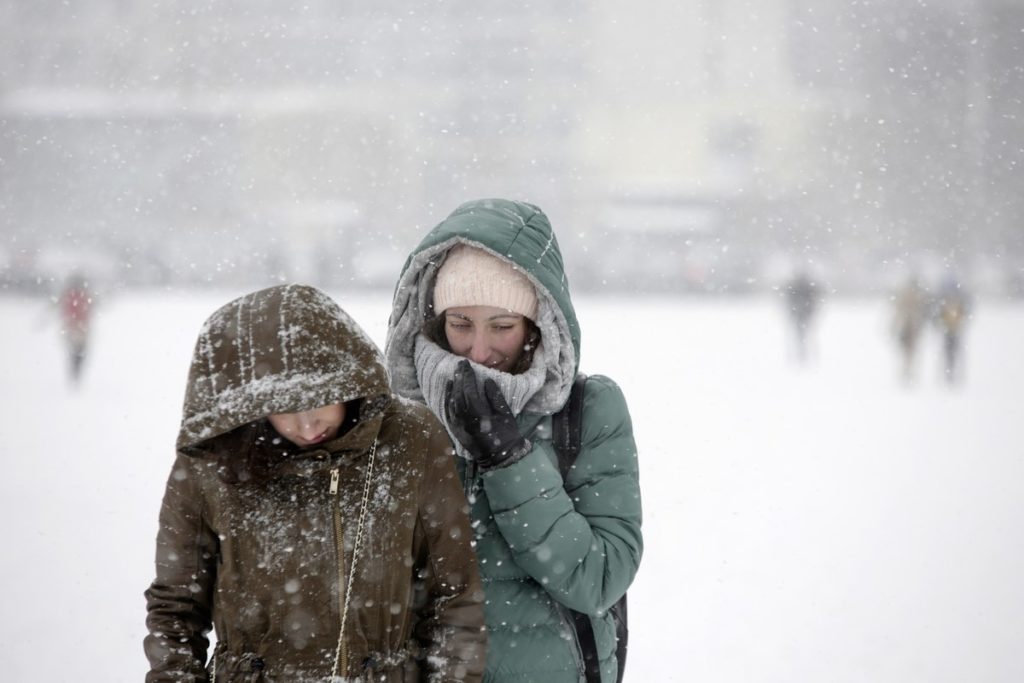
[303, 430, 329, 445]
[289, 435, 327, 452]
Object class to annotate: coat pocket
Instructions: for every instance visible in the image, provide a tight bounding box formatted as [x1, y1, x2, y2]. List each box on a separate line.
[208, 645, 268, 683]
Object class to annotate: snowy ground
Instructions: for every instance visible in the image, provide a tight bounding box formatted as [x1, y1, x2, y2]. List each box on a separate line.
[2, 290, 1022, 683]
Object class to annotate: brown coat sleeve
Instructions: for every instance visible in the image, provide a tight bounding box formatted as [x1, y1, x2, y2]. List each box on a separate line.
[413, 426, 487, 682]
[143, 455, 218, 683]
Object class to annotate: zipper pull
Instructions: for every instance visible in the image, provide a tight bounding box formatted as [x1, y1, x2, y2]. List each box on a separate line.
[329, 468, 340, 495]
[464, 459, 478, 501]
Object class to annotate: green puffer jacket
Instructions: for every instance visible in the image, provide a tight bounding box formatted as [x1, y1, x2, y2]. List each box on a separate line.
[385, 199, 643, 682]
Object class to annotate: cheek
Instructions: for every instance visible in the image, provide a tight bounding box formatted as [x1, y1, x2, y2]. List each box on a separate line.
[444, 330, 470, 354]
[321, 405, 345, 425]
[268, 416, 295, 435]
[499, 331, 528, 358]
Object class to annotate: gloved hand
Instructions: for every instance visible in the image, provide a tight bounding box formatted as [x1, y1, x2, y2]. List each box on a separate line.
[445, 359, 532, 471]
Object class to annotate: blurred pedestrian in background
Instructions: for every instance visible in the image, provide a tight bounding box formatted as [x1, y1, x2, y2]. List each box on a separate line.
[934, 273, 971, 385]
[58, 272, 93, 385]
[891, 274, 930, 384]
[784, 268, 821, 364]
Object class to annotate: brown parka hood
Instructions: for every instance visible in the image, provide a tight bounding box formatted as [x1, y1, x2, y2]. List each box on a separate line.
[177, 284, 391, 452]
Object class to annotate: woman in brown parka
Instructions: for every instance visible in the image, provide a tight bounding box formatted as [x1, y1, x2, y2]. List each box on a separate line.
[144, 284, 486, 683]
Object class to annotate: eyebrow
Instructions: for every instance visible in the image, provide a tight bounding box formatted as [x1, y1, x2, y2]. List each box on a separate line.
[445, 312, 522, 322]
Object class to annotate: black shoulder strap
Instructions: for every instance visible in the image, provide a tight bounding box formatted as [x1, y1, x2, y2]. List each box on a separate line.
[570, 610, 603, 683]
[553, 373, 588, 481]
[551, 374, 603, 683]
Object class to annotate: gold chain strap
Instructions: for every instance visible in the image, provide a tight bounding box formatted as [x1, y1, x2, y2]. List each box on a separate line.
[331, 438, 379, 681]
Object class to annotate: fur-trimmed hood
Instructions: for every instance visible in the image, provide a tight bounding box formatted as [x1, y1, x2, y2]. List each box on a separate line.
[384, 198, 580, 415]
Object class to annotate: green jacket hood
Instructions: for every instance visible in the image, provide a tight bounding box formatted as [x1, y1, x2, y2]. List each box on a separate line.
[385, 198, 580, 413]
[177, 284, 391, 451]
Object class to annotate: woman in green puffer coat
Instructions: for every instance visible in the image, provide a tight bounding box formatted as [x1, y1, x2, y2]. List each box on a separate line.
[384, 199, 643, 683]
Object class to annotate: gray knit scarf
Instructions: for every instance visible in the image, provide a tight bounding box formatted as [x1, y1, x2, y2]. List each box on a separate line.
[414, 333, 548, 460]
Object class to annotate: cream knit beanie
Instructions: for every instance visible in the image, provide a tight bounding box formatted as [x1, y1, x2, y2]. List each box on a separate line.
[433, 245, 539, 320]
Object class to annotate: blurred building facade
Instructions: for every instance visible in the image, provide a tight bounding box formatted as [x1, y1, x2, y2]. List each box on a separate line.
[574, 0, 1024, 294]
[1, 0, 1022, 295]
[0, 0, 590, 290]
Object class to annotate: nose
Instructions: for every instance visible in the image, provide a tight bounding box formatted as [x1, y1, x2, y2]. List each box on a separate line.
[295, 412, 321, 438]
[468, 332, 491, 365]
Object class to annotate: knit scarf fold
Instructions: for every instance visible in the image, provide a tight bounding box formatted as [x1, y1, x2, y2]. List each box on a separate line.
[414, 333, 547, 460]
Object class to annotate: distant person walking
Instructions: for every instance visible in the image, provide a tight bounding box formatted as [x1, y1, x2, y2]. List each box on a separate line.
[784, 269, 821, 364]
[934, 274, 971, 384]
[58, 273, 93, 385]
[891, 275, 930, 383]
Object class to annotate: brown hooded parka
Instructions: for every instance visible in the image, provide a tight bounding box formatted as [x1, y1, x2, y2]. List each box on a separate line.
[144, 284, 486, 682]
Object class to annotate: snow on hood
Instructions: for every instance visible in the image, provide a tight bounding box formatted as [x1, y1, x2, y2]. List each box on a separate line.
[177, 284, 390, 451]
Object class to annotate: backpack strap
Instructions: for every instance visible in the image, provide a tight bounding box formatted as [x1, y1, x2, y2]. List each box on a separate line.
[552, 373, 588, 481]
[553, 373, 630, 683]
[551, 374, 603, 682]
[569, 610, 603, 683]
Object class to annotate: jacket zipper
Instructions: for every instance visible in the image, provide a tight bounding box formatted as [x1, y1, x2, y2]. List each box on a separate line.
[464, 458, 479, 500]
[329, 468, 349, 677]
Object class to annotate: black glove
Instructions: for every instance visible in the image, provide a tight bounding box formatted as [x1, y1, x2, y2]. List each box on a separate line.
[445, 359, 532, 471]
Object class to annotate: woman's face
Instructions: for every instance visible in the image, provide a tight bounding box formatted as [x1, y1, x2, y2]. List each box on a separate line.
[268, 403, 346, 448]
[443, 305, 530, 373]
